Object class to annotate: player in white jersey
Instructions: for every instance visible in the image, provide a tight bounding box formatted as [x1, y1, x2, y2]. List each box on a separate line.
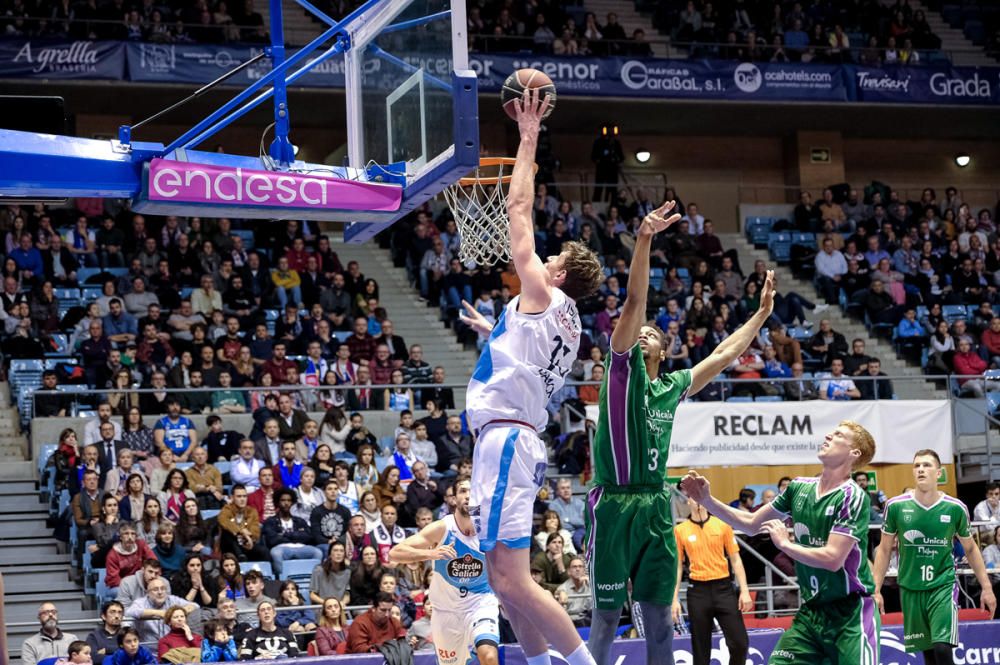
[388, 478, 500, 665]
[462, 87, 603, 665]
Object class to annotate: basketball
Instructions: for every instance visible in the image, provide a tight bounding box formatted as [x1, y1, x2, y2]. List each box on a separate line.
[501, 68, 557, 120]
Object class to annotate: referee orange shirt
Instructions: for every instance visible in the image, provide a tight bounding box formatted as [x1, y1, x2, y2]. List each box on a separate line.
[674, 516, 740, 581]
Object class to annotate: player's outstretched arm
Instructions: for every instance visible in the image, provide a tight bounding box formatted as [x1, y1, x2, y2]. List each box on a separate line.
[680, 470, 781, 534]
[958, 535, 998, 615]
[762, 522, 856, 572]
[610, 201, 681, 354]
[507, 87, 553, 314]
[688, 270, 776, 396]
[387, 520, 453, 566]
[872, 531, 897, 613]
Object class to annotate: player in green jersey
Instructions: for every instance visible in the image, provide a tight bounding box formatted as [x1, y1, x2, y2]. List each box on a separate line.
[873, 449, 996, 664]
[682, 421, 880, 665]
[585, 199, 776, 665]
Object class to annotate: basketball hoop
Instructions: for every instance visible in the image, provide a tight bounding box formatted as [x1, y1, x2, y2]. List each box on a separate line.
[443, 157, 534, 266]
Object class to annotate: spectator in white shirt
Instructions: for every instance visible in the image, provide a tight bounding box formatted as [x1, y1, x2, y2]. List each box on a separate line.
[231, 439, 265, 491]
[974, 483, 1000, 544]
[814, 237, 848, 304]
[817, 358, 860, 400]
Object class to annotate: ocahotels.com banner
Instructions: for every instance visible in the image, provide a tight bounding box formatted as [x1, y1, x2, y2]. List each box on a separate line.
[586, 399, 953, 466]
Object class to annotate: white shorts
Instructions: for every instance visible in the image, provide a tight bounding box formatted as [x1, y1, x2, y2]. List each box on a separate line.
[470, 425, 546, 552]
[430, 595, 500, 665]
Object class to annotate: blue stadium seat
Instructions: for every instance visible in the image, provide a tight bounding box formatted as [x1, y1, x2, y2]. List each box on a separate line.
[232, 229, 255, 249]
[755, 395, 783, 402]
[942, 305, 968, 323]
[46, 333, 70, 357]
[649, 268, 664, 291]
[280, 558, 321, 581]
[768, 232, 792, 263]
[76, 267, 102, 284]
[792, 232, 816, 247]
[240, 561, 274, 578]
[676, 267, 692, 290]
[725, 396, 753, 402]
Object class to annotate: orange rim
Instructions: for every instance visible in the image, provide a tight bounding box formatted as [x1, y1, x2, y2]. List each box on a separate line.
[457, 157, 536, 187]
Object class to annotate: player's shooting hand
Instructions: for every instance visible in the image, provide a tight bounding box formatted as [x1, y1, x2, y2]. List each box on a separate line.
[671, 600, 683, 624]
[757, 270, 777, 319]
[761, 519, 790, 549]
[679, 471, 709, 502]
[459, 300, 493, 335]
[873, 591, 885, 615]
[738, 591, 754, 613]
[514, 87, 551, 137]
[639, 201, 682, 237]
[431, 544, 457, 560]
[982, 587, 997, 616]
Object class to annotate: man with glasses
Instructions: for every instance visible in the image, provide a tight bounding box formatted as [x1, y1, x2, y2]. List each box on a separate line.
[86, 601, 124, 665]
[346, 591, 411, 653]
[22, 603, 79, 665]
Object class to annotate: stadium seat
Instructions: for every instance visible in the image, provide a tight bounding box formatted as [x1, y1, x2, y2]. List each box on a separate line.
[676, 267, 691, 290]
[649, 267, 664, 291]
[240, 561, 274, 578]
[725, 396, 753, 402]
[280, 558, 321, 581]
[46, 333, 70, 357]
[754, 395, 782, 402]
[768, 232, 792, 263]
[942, 305, 968, 323]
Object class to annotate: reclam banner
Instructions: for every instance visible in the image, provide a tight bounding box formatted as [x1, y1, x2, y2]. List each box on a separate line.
[586, 399, 953, 466]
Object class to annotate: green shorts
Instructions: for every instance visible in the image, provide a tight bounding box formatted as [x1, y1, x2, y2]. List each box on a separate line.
[769, 594, 880, 665]
[583, 485, 676, 610]
[900, 584, 958, 652]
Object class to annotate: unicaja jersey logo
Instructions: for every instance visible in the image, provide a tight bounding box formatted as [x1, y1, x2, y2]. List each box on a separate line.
[734, 63, 762, 93]
[145, 158, 402, 212]
[902, 529, 926, 543]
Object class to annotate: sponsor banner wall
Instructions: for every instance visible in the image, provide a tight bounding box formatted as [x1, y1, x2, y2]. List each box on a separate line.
[279, 622, 1000, 665]
[849, 64, 1000, 105]
[3, 40, 998, 107]
[0, 39, 125, 79]
[586, 399, 952, 466]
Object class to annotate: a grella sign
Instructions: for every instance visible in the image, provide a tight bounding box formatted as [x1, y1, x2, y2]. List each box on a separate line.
[145, 158, 402, 212]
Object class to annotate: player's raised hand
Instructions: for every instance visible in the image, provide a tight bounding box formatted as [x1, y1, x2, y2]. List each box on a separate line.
[514, 87, 552, 137]
[761, 519, 791, 548]
[982, 586, 997, 616]
[430, 543, 457, 560]
[679, 470, 710, 502]
[638, 200, 682, 236]
[757, 269, 777, 319]
[459, 300, 493, 336]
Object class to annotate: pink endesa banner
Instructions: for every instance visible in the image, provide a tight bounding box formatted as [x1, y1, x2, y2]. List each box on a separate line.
[146, 158, 402, 212]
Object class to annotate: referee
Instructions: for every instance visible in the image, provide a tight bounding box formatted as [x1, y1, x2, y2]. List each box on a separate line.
[672, 495, 752, 665]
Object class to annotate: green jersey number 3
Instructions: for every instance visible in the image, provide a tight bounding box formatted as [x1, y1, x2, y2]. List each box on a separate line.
[648, 448, 659, 471]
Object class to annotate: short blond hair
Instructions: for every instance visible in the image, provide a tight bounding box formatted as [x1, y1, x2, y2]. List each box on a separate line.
[840, 420, 875, 469]
[559, 241, 604, 301]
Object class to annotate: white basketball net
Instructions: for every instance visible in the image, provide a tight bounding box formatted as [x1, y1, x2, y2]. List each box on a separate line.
[442, 160, 513, 266]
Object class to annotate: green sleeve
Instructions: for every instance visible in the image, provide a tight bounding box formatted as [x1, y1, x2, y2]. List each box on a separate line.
[771, 481, 795, 516]
[831, 485, 869, 541]
[882, 500, 898, 535]
[955, 503, 971, 539]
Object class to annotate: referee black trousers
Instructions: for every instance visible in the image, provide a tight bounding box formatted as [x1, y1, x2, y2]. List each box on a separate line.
[686, 578, 749, 665]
